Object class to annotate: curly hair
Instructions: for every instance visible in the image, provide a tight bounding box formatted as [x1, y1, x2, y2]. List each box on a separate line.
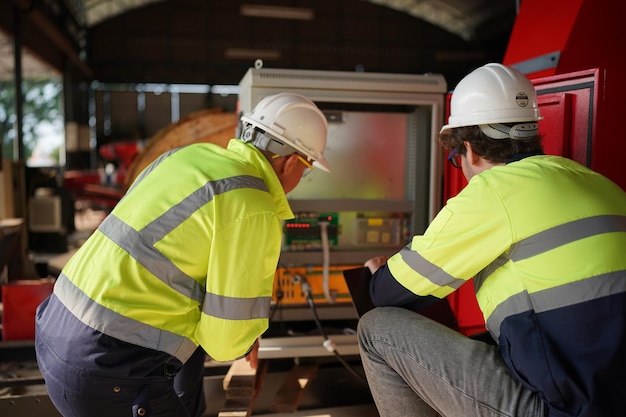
[439, 124, 544, 164]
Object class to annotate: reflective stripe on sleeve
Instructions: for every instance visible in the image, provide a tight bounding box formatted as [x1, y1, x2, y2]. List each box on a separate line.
[202, 292, 272, 320]
[474, 254, 510, 292]
[398, 246, 466, 290]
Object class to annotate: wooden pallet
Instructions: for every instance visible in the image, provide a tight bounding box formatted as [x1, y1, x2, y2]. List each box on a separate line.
[218, 358, 267, 417]
[217, 358, 321, 416]
[270, 364, 319, 413]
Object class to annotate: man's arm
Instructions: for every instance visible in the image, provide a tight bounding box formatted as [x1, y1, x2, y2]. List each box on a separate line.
[368, 262, 440, 310]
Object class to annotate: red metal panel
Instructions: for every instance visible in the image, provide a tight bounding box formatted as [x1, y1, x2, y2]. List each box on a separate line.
[503, 0, 584, 77]
[536, 93, 572, 159]
[504, 0, 625, 190]
[2, 280, 54, 341]
[533, 69, 599, 168]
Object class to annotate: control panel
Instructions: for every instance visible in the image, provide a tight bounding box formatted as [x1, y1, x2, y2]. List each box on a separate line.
[283, 213, 339, 251]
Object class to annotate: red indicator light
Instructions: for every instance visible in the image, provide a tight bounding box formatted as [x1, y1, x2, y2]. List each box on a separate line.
[286, 223, 312, 228]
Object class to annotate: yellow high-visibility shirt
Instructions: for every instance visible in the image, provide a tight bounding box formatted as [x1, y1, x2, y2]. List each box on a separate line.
[56, 139, 293, 362]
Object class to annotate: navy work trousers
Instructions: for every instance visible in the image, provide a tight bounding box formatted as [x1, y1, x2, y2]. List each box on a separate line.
[35, 295, 207, 417]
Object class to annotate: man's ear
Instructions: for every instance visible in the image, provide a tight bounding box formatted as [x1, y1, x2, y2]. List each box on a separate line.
[282, 154, 301, 174]
[464, 141, 480, 165]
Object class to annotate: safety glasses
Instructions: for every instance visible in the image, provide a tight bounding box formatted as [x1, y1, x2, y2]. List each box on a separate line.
[273, 153, 314, 177]
[296, 154, 313, 177]
[447, 149, 462, 169]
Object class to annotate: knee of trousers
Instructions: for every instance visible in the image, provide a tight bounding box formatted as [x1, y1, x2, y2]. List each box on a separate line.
[357, 307, 426, 347]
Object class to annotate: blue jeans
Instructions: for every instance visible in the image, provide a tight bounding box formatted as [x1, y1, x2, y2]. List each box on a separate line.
[357, 307, 548, 417]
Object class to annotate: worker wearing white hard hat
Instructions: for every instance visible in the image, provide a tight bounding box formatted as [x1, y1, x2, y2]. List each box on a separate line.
[441, 62, 543, 133]
[240, 92, 331, 172]
[35, 92, 331, 417]
[358, 63, 626, 417]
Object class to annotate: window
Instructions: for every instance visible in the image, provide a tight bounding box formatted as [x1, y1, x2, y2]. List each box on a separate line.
[0, 31, 64, 166]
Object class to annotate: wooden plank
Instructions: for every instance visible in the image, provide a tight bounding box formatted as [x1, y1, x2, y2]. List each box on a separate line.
[225, 374, 256, 399]
[222, 358, 257, 391]
[270, 364, 319, 413]
[218, 358, 267, 417]
[218, 398, 255, 417]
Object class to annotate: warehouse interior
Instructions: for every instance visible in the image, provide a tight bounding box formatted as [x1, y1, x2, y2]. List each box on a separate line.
[1, 0, 625, 416]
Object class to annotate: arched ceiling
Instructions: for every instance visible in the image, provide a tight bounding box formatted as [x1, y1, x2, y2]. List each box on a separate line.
[82, 0, 517, 41]
[0, 0, 518, 87]
[83, 0, 517, 87]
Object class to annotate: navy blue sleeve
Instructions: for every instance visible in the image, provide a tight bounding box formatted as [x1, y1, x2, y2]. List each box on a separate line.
[369, 263, 440, 310]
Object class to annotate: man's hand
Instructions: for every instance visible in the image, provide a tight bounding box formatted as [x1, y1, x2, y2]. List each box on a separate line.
[365, 256, 388, 274]
[245, 339, 260, 369]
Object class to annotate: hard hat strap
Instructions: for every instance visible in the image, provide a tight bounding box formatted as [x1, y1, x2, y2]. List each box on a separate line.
[480, 123, 539, 140]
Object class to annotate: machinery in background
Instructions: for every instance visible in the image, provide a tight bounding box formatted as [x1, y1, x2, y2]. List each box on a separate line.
[123, 109, 238, 189]
[25, 167, 74, 254]
[238, 66, 447, 328]
[1, 66, 448, 417]
[58, 65, 450, 333]
[277, 211, 405, 307]
[233, 67, 450, 389]
[274, 265, 353, 307]
[62, 109, 239, 211]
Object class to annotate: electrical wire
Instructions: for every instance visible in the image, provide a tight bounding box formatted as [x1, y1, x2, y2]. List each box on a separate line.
[319, 221, 334, 304]
[300, 275, 367, 382]
[269, 287, 283, 322]
[275, 264, 366, 381]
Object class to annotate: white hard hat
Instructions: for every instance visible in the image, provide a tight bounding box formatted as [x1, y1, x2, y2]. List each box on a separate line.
[441, 63, 543, 139]
[240, 92, 330, 172]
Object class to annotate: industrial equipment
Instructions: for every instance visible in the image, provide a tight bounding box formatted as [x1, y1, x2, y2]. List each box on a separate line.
[232, 66, 450, 414]
[238, 66, 447, 320]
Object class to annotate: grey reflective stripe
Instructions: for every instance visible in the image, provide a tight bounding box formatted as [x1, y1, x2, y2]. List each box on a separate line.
[398, 245, 466, 289]
[142, 175, 269, 240]
[474, 254, 510, 292]
[475, 214, 626, 292]
[486, 270, 626, 340]
[203, 292, 271, 320]
[99, 215, 205, 302]
[98, 175, 269, 303]
[510, 215, 626, 262]
[54, 273, 198, 363]
[126, 148, 181, 194]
